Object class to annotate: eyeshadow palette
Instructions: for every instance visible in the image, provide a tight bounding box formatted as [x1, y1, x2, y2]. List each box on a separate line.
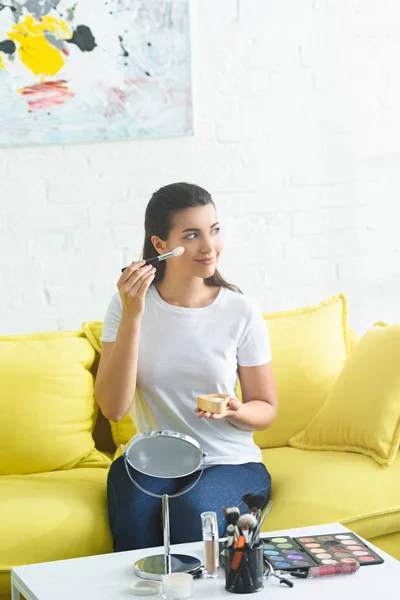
[262, 532, 384, 572]
[263, 536, 319, 571]
[294, 532, 384, 567]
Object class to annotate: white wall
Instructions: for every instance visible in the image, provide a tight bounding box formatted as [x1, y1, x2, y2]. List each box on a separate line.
[1, 0, 400, 335]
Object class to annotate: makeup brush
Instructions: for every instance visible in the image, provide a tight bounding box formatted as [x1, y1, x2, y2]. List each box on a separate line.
[121, 246, 185, 272]
[237, 514, 257, 546]
[250, 500, 273, 548]
[227, 534, 251, 591]
[223, 506, 240, 527]
[223, 506, 241, 540]
[226, 524, 235, 548]
[242, 492, 269, 521]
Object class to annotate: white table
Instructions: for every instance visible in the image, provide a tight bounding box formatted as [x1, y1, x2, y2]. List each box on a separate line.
[11, 523, 399, 600]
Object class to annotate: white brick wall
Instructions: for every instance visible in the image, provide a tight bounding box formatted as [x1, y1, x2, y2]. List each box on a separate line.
[1, 0, 400, 335]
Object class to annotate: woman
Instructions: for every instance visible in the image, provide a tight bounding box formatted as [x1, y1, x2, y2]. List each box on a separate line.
[95, 182, 278, 551]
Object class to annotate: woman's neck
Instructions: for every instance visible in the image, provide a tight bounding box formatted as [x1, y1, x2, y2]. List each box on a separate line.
[155, 275, 219, 308]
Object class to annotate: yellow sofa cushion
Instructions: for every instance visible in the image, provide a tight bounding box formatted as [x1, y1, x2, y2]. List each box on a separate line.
[369, 532, 400, 562]
[0, 468, 112, 596]
[253, 294, 349, 448]
[289, 325, 400, 466]
[348, 327, 360, 354]
[110, 405, 137, 449]
[0, 331, 109, 475]
[82, 320, 103, 355]
[262, 446, 400, 547]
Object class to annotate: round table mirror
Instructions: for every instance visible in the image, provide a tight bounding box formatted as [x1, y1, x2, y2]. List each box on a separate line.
[123, 431, 207, 580]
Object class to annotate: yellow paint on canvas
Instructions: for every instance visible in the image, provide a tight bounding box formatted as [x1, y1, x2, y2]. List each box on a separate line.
[7, 15, 72, 77]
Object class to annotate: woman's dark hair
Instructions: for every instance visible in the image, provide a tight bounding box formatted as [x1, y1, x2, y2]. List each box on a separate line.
[142, 182, 241, 294]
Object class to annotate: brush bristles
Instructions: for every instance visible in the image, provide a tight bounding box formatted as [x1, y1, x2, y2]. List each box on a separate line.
[172, 246, 185, 256]
[242, 493, 269, 512]
[238, 514, 257, 531]
[225, 507, 240, 526]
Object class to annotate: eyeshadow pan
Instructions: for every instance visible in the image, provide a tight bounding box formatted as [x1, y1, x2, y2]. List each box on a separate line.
[268, 556, 285, 561]
[341, 540, 355, 545]
[316, 553, 331, 559]
[359, 556, 375, 563]
[263, 545, 275, 550]
[330, 546, 346, 552]
[309, 548, 323, 553]
[277, 543, 293, 549]
[298, 537, 315, 542]
[275, 561, 292, 568]
[287, 555, 304, 560]
[292, 560, 311, 567]
[318, 536, 334, 541]
[264, 550, 280, 556]
[271, 537, 288, 543]
[335, 535, 351, 540]
[304, 543, 320, 548]
[322, 559, 338, 565]
[341, 558, 357, 563]
[347, 545, 363, 551]
[334, 552, 351, 558]
[353, 551, 369, 557]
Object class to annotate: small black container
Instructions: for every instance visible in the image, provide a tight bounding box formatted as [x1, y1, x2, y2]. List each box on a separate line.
[224, 542, 264, 594]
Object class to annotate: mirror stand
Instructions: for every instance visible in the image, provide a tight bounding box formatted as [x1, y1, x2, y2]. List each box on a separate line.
[123, 432, 206, 581]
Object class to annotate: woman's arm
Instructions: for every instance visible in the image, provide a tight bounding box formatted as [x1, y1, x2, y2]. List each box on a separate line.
[94, 260, 156, 422]
[94, 316, 141, 422]
[226, 363, 278, 431]
[195, 362, 278, 431]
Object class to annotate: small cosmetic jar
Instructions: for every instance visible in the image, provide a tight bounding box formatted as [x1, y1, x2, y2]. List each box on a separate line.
[197, 393, 229, 414]
[161, 573, 193, 599]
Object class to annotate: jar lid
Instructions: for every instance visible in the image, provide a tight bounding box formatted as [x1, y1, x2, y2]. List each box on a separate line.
[129, 580, 161, 596]
[161, 572, 193, 599]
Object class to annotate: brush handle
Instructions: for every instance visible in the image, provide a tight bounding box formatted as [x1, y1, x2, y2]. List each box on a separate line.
[229, 552, 252, 590]
[250, 500, 272, 548]
[121, 256, 159, 273]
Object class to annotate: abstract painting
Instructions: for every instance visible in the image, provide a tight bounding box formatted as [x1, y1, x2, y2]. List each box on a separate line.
[0, 0, 192, 147]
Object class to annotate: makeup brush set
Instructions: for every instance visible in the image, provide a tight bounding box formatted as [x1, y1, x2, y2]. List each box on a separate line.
[222, 493, 272, 593]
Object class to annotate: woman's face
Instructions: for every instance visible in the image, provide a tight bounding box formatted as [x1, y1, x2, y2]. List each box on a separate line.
[153, 204, 223, 279]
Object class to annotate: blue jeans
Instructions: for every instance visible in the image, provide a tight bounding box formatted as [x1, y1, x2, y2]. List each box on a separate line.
[107, 456, 271, 551]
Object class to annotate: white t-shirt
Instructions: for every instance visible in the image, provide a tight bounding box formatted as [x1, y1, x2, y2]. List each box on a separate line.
[101, 285, 272, 466]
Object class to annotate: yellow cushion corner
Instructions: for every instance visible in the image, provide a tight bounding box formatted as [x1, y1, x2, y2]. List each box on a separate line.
[110, 413, 136, 449]
[348, 327, 361, 354]
[82, 320, 103, 355]
[0, 330, 104, 475]
[254, 293, 349, 449]
[289, 324, 400, 467]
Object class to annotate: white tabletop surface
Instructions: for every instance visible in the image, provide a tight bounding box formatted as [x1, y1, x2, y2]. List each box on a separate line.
[11, 523, 399, 600]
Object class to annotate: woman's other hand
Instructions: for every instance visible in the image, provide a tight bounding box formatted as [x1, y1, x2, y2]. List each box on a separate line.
[194, 397, 241, 420]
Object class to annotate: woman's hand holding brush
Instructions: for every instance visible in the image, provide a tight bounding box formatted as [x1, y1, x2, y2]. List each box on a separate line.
[118, 260, 156, 319]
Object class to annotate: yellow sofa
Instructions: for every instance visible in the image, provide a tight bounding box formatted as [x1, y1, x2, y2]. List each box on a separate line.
[1, 294, 399, 600]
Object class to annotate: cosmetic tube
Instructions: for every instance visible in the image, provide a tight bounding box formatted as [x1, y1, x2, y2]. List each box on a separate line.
[201, 511, 219, 578]
[292, 562, 360, 579]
